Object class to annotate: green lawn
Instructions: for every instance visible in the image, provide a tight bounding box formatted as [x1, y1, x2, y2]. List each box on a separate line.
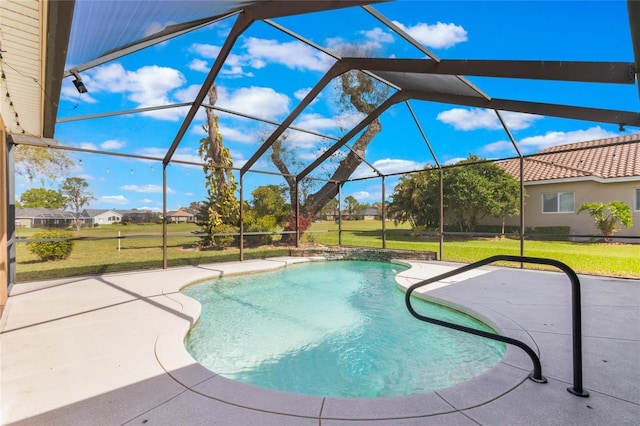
[14, 221, 640, 281]
[307, 220, 640, 278]
[15, 223, 288, 281]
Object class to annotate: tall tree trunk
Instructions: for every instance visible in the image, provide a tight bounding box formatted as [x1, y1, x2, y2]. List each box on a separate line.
[304, 118, 381, 216]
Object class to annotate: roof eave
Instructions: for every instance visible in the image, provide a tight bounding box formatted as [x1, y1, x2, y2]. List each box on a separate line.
[42, 0, 75, 138]
[524, 175, 640, 186]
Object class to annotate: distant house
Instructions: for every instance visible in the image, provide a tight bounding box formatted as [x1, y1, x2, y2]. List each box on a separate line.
[358, 208, 380, 220]
[492, 135, 639, 241]
[117, 209, 160, 224]
[15, 208, 77, 228]
[82, 209, 122, 226]
[166, 208, 197, 223]
[323, 208, 381, 221]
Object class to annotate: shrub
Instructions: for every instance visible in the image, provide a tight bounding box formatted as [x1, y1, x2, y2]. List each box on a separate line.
[26, 229, 74, 261]
[244, 213, 277, 246]
[210, 224, 237, 250]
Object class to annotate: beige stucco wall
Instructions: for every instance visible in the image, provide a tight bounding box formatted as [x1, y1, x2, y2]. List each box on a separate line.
[484, 179, 640, 241]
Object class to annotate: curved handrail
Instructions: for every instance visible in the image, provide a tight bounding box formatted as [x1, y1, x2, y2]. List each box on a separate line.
[405, 255, 589, 397]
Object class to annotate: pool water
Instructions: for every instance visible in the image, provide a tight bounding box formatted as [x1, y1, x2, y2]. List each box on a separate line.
[183, 260, 505, 398]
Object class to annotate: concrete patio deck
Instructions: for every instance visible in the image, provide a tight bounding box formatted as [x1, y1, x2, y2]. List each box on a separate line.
[1, 257, 638, 425]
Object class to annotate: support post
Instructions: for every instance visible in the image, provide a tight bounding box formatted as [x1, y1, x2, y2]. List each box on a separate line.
[439, 169, 444, 261]
[519, 156, 525, 257]
[295, 180, 300, 248]
[338, 183, 343, 246]
[162, 164, 168, 269]
[381, 175, 386, 249]
[239, 173, 244, 261]
[495, 110, 525, 262]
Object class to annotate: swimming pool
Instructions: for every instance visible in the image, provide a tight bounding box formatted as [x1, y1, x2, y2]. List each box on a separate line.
[183, 260, 505, 398]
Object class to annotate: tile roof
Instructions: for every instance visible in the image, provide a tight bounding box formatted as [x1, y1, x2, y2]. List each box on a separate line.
[498, 134, 640, 182]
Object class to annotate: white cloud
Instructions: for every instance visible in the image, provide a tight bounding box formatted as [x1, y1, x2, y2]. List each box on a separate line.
[360, 27, 394, 44]
[101, 139, 126, 150]
[518, 126, 619, 152]
[217, 86, 290, 120]
[191, 43, 221, 58]
[138, 206, 162, 212]
[243, 37, 335, 72]
[296, 113, 342, 132]
[294, 87, 312, 101]
[120, 184, 175, 194]
[325, 37, 381, 57]
[444, 157, 467, 165]
[188, 58, 210, 72]
[79, 142, 97, 150]
[174, 84, 201, 103]
[293, 87, 320, 105]
[190, 39, 334, 77]
[350, 191, 372, 201]
[437, 108, 541, 131]
[483, 141, 515, 153]
[392, 20, 468, 49]
[485, 126, 621, 154]
[335, 111, 367, 131]
[98, 195, 130, 205]
[352, 158, 425, 179]
[220, 125, 257, 143]
[87, 63, 187, 121]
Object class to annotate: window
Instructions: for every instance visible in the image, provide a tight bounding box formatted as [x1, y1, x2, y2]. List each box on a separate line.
[542, 192, 574, 213]
[635, 188, 640, 212]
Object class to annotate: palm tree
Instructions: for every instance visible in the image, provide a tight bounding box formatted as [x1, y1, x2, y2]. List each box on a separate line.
[577, 201, 633, 242]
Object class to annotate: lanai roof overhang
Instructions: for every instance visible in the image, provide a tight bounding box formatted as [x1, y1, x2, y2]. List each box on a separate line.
[2, 0, 639, 169]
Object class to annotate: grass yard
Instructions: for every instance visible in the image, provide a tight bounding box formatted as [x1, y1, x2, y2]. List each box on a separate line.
[14, 220, 640, 281]
[15, 223, 288, 281]
[307, 220, 640, 279]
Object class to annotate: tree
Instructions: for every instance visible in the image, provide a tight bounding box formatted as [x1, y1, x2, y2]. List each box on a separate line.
[442, 156, 520, 232]
[269, 49, 390, 221]
[17, 188, 65, 209]
[388, 168, 440, 229]
[344, 195, 360, 219]
[198, 83, 240, 249]
[489, 172, 522, 235]
[241, 185, 290, 247]
[388, 156, 521, 232]
[250, 185, 290, 225]
[60, 177, 95, 231]
[577, 201, 633, 242]
[15, 145, 73, 183]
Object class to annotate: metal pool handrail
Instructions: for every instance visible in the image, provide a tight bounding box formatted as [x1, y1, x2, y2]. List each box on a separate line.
[405, 255, 589, 397]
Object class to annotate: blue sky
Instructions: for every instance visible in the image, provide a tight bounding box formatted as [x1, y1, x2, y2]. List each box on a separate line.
[19, 0, 639, 212]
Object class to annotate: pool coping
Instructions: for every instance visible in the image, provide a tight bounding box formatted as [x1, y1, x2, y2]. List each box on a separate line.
[153, 257, 537, 421]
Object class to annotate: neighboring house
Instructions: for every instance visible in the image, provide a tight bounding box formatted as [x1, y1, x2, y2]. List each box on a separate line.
[15, 208, 77, 228]
[82, 209, 122, 226]
[358, 208, 381, 220]
[117, 209, 160, 224]
[322, 209, 341, 221]
[492, 135, 639, 241]
[166, 208, 197, 223]
[323, 208, 381, 221]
